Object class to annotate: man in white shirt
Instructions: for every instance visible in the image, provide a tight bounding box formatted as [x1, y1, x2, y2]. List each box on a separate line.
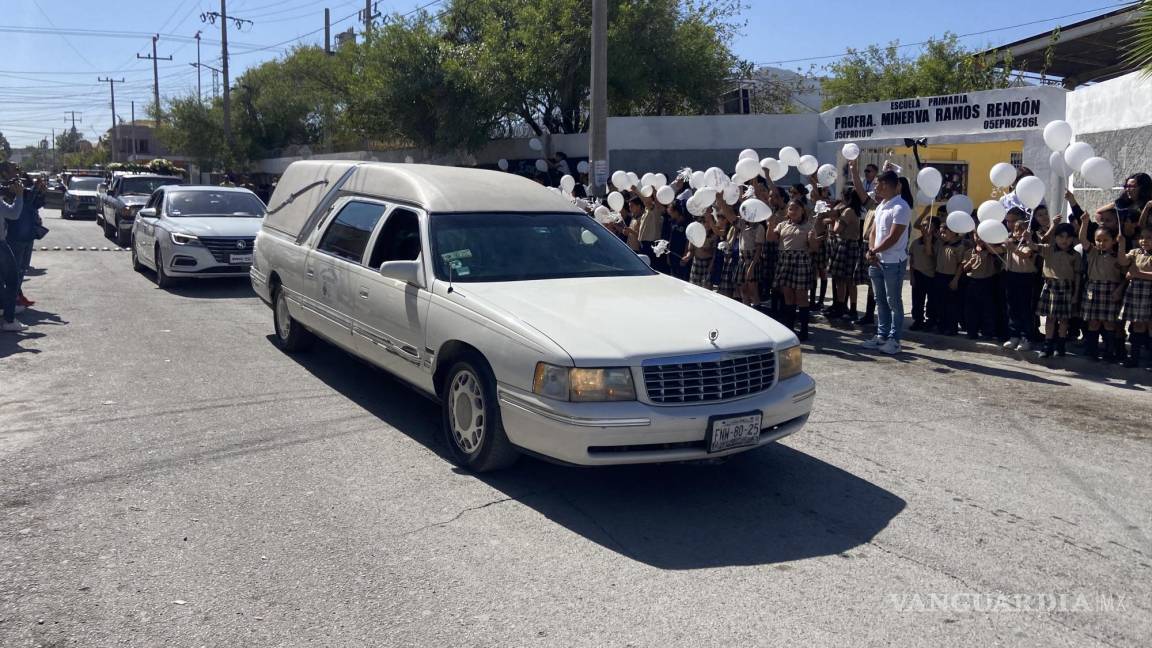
[860, 170, 911, 354]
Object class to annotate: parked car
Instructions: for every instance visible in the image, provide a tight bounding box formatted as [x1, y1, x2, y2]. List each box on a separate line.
[251, 161, 815, 472]
[130, 185, 266, 288]
[99, 172, 185, 246]
[61, 176, 103, 219]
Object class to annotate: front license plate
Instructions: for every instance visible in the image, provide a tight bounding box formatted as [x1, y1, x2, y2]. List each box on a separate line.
[229, 253, 253, 265]
[706, 412, 763, 453]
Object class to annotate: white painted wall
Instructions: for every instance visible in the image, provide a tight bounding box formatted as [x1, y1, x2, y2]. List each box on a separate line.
[607, 114, 818, 153]
[1067, 72, 1152, 134]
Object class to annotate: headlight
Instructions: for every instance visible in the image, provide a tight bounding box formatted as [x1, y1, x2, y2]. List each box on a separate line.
[778, 345, 803, 380]
[532, 363, 636, 402]
[170, 232, 200, 246]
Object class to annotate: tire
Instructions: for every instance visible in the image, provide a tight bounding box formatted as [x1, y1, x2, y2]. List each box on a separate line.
[154, 245, 172, 289]
[115, 220, 129, 247]
[103, 217, 115, 240]
[272, 285, 314, 352]
[130, 236, 144, 272]
[61, 209, 72, 220]
[440, 354, 519, 472]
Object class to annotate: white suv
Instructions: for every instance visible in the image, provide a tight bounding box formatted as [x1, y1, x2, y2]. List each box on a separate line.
[251, 161, 815, 472]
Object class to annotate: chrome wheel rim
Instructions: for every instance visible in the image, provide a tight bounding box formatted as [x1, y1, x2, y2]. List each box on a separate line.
[275, 292, 292, 340]
[449, 369, 485, 454]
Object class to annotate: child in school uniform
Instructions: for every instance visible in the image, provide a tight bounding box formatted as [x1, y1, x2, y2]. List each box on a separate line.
[925, 223, 970, 335]
[684, 210, 718, 289]
[907, 216, 937, 331]
[1118, 224, 1152, 369]
[961, 235, 1004, 341]
[1078, 212, 1126, 362]
[768, 199, 818, 340]
[1027, 218, 1082, 358]
[1002, 217, 1039, 351]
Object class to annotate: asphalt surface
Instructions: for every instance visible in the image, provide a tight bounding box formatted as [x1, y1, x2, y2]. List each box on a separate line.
[2, 210, 1150, 647]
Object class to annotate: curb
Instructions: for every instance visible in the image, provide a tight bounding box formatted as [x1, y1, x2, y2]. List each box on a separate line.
[809, 316, 1147, 382]
[40, 247, 127, 252]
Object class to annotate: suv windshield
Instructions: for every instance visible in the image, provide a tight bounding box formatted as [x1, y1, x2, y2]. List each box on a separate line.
[166, 191, 266, 218]
[68, 177, 102, 191]
[430, 212, 653, 283]
[121, 177, 182, 196]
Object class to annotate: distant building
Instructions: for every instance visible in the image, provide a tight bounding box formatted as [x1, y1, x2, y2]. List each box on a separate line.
[335, 28, 356, 50]
[722, 67, 825, 115]
[103, 120, 171, 161]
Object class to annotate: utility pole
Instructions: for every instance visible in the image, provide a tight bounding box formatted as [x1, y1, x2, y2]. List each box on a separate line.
[202, 2, 253, 155]
[362, 0, 373, 40]
[137, 34, 173, 122]
[195, 31, 202, 103]
[64, 111, 82, 134]
[97, 77, 125, 163]
[588, 0, 608, 197]
[131, 101, 137, 158]
[324, 8, 331, 54]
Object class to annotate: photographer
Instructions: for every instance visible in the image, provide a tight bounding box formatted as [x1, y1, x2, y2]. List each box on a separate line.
[0, 172, 26, 332]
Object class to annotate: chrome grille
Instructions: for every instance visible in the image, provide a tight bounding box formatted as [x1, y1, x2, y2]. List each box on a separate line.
[199, 237, 255, 263]
[643, 349, 775, 404]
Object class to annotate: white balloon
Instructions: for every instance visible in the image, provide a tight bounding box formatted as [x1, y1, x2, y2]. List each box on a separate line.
[768, 160, 788, 182]
[945, 194, 973, 216]
[686, 196, 708, 217]
[842, 142, 861, 161]
[656, 185, 675, 206]
[779, 146, 800, 167]
[528, 138, 543, 152]
[947, 211, 975, 234]
[1063, 141, 1095, 174]
[917, 167, 943, 198]
[686, 221, 707, 247]
[641, 185, 655, 198]
[607, 191, 625, 212]
[690, 170, 705, 189]
[611, 170, 630, 191]
[581, 229, 599, 245]
[916, 190, 933, 206]
[797, 155, 819, 176]
[760, 157, 777, 171]
[497, 158, 509, 171]
[739, 148, 759, 161]
[816, 164, 838, 187]
[977, 200, 1007, 222]
[1043, 120, 1073, 153]
[560, 175, 576, 194]
[694, 187, 718, 206]
[640, 172, 656, 188]
[1015, 176, 1046, 210]
[1080, 156, 1115, 190]
[723, 183, 741, 205]
[735, 158, 762, 183]
[990, 162, 1017, 188]
[977, 219, 1009, 245]
[1049, 151, 1068, 177]
[577, 160, 590, 174]
[535, 159, 548, 172]
[652, 173, 668, 188]
[627, 172, 641, 188]
[703, 167, 728, 188]
[594, 206, 613, 223]
[739, 198, 771, 223]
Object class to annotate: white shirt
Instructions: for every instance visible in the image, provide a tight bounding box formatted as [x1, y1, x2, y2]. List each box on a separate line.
[873, 196, 911, 263]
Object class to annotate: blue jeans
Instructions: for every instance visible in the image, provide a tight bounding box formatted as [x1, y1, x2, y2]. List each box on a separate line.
[868, 262, 907, 341]
[0, 241, 18, 323]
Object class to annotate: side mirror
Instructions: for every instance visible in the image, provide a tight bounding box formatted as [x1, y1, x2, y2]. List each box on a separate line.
[97, 183, 107, 192]
[637, 253, 652, 267]
[379, 259, 423, 287]
[138, 207, 157, 218]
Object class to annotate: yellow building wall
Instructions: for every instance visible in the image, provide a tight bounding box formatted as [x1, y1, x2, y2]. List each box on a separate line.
[893, 140, 1023, 207]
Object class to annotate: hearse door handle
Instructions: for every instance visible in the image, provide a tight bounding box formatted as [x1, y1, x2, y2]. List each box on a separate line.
[358, 286, 370, 299]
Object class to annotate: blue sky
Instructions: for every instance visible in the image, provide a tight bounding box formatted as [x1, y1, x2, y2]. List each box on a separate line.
[0, 0, 1135, 148]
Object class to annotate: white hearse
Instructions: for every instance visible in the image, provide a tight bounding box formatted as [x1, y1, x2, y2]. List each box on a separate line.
[251, 161, 815, 471]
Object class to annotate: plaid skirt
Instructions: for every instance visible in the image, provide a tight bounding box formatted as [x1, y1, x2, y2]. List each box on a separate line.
[717, 251, 740, 295]
[810, 238, 829, 274]
[854, 244, 871, 285]
[829, 238, 862, 280]
[762, 241, 779, 287]
[1082, 279, 1122, 322]
[775, 250, 814, 291]
[736, 253, 764, 287]
[1037, 279, 1077, 320]
[1122, 279, 1152, 322]
[689, 255, 713, 288]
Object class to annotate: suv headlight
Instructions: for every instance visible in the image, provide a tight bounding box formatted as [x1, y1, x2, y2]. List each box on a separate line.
[170, 232, 200, 246]
[778, 345, 803, 380]
[533, 363, 636, 402]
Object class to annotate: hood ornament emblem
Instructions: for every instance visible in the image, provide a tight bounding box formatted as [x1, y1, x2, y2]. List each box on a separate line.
[708, 329, 719, 344]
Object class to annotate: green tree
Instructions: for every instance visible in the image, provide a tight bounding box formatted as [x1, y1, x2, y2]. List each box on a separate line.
[1125, 1, 1152, 76]
[0, 131, 10, 161]
[55, 128, 83, 155]
[155, 97, 229, 171]
[821, 34, 1015, 108]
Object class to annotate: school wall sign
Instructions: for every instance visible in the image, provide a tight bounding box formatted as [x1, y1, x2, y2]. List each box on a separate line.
[819, 86, 1067, 142]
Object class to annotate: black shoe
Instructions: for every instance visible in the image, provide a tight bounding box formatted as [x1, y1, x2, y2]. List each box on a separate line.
[855, 315, 875, 326]
[1056, 337, 1067, 357]
[1040, 340, 1055, 358]
[909, 321, 924, 331]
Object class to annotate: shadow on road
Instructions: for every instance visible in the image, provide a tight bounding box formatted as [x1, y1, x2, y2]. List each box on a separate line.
[0, 330, 45, 359]
[163, 277, 257, 300]
[279, 339, 907, 569]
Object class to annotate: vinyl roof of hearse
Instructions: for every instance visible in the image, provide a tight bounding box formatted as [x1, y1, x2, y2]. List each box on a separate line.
[264, 160, 584, 239]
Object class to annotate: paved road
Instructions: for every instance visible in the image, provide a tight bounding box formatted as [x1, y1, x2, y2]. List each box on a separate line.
[2, 210, 1150, 647]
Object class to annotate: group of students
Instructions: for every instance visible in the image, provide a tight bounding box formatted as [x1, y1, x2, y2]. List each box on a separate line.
[593, 161, 1152, 369]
